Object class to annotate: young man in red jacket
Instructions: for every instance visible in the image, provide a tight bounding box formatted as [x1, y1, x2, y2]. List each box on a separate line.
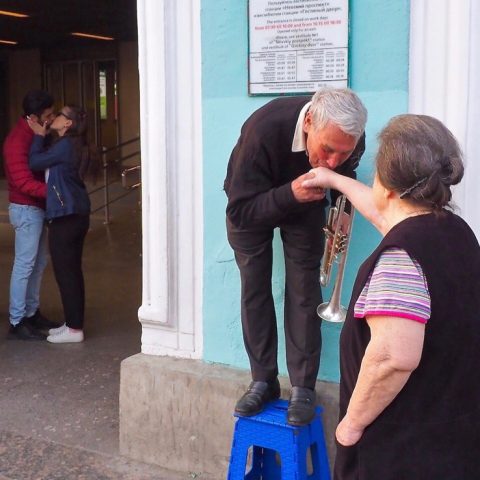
[3, 90, 57, 340]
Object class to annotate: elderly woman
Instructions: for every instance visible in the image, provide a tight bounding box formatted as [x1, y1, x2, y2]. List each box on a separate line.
[303, 114, 480, 479]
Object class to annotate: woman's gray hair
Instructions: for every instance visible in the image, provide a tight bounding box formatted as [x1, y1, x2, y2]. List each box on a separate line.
[376, 114, 464, 210]
[309, 88, 367, 140]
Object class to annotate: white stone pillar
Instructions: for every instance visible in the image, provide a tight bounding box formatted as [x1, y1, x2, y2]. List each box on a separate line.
[137, 0, 203, 358]
[409, 0, 480, 238]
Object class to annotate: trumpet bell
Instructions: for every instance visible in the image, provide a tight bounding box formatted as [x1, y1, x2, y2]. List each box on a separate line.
[317, 194, 354, 323]
[316, 301, 347, 323]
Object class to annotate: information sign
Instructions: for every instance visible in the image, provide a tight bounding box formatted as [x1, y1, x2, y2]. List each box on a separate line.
[249, 0, 349, 95]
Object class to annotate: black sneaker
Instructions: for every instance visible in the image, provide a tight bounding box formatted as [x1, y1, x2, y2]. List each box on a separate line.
[8, 320, 46, 341]
[26, 309, 59, 330]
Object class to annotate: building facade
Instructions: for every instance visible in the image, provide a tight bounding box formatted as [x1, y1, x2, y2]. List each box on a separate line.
[120, 0, 480, 477]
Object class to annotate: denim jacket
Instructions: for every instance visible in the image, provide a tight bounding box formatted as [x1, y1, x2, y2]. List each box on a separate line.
[29, 135, 90, 220]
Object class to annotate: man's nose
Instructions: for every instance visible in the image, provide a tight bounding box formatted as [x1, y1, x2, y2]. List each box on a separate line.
[326, 155, 342, 170]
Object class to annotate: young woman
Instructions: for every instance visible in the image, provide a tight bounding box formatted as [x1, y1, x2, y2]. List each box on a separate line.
[303, 114, 480, 479]
[28, 106, 91, 343]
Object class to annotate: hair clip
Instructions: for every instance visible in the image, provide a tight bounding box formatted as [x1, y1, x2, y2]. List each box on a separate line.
[399, 177, 427, 199]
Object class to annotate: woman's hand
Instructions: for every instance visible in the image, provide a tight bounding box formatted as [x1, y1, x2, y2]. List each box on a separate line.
[27, 117, 47, 137]
[291, 171, 326, 203]
[336, 415, 365, 446]
[301, 166, 338, 190]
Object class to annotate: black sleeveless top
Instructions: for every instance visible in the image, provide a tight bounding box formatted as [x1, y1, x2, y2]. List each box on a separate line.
[334, 211, 480, 480]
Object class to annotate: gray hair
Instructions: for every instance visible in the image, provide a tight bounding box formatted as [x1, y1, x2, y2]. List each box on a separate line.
[309, 88, 367, 140]
[376, 114, 464, 210]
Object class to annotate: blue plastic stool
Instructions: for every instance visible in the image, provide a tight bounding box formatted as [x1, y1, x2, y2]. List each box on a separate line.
[227, 399, 330, 480]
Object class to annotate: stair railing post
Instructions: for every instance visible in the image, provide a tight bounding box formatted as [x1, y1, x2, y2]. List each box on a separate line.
[102, 146, 110, 224]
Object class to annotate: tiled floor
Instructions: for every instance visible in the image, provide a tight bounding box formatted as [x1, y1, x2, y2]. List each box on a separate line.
[0, 183, 202, 479]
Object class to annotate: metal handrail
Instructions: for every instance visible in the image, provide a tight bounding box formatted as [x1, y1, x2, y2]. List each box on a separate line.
[90, 189, 137, 215]
[88, 136, 141, 224]
[122, 165, 141, 190]
[87, 178, 120, 196]
[101, 136, 140, 154]
[112, 150, 140, 164]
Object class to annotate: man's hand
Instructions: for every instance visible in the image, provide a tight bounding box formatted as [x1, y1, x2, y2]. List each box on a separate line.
[336, 415, 365, 446]
[27, 117, 47, 137]
[292, 171, 326, 203]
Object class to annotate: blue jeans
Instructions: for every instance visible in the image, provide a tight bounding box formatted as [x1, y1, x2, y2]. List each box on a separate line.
[8, 203, 48, 326]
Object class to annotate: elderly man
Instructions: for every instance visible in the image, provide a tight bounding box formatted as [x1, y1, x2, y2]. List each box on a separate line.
[224, 88, 367, 425]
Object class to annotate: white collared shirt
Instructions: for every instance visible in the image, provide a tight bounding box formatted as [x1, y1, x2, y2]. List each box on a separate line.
[291, 101, 312, 153]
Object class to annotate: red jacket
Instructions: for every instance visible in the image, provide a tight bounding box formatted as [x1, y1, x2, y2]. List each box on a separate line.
[3, 117, 46, 208]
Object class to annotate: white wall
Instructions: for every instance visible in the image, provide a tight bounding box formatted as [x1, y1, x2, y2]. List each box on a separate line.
[136, 0, 203, 358]
[409, 0, 480, 239]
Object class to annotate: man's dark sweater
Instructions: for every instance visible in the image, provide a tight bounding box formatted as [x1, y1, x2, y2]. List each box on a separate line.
[224, 96, 365, 229]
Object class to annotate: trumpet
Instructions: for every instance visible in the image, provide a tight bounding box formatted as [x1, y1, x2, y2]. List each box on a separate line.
[317, 194, 354, 323]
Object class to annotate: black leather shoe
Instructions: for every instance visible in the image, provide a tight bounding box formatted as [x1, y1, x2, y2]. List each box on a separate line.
[235, 379, 281, 417]
[26, 310, 59, 330]
[8, 320, 46, 341]
[287, 386, 316, 426]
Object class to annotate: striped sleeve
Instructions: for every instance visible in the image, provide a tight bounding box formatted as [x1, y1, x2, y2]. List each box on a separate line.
[354, 247, 431, 323]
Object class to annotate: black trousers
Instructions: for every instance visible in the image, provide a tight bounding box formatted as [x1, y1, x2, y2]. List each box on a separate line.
[48, 214, 89, 329]
[227, 206, 325, 389]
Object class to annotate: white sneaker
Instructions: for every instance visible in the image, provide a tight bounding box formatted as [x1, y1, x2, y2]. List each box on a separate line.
[47, 327, 84, 343]
[48, 323, 67, 336]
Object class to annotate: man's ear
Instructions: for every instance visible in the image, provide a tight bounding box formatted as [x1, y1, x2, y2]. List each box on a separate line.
[28, 114, 39, 124]
[303, 111, 313, 134]
[65, 119, 73, 129]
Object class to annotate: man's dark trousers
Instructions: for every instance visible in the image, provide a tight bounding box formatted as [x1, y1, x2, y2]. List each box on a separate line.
[227, 205, 325, 389]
